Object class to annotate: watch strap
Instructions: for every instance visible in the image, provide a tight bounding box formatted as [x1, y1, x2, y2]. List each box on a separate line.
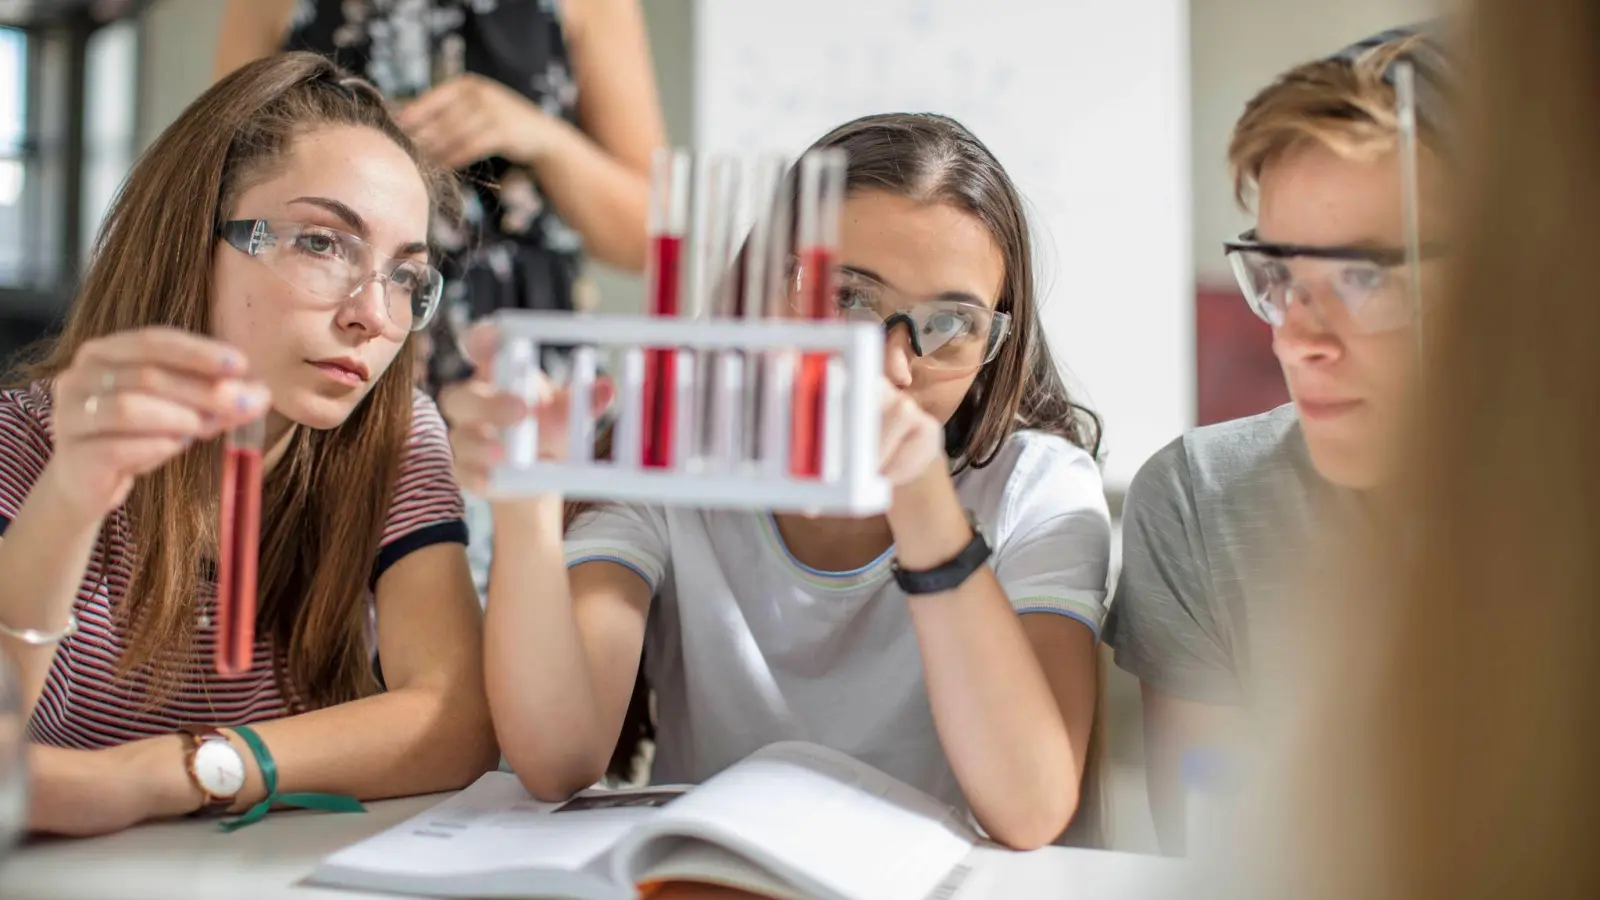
[180, 724, 239, 818]
[891, 512, 992, 595]
[220, 723, 365, 832]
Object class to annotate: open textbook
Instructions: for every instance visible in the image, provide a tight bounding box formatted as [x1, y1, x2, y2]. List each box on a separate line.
[309, 741, 978, 900]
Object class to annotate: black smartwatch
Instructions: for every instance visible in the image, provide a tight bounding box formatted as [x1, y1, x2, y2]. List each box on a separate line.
[890, 512, 992, 595]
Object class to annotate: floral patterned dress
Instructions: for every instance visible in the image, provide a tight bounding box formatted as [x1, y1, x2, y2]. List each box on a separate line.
[287, 0, 585, 384]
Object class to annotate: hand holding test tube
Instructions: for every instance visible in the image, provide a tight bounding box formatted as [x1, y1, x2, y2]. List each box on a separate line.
[462, 146, 891, 515]
[440, 323, 617, 495]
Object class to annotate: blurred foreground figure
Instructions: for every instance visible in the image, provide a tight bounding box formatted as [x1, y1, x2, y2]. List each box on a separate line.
[1240, 2, 1600, 898]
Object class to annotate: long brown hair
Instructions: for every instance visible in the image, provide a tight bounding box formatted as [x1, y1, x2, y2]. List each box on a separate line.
[14, 52, 458, 709]
[1256, 3, 1600, 897]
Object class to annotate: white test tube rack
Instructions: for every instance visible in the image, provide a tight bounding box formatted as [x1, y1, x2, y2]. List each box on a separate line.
[489, 308, 890, 515]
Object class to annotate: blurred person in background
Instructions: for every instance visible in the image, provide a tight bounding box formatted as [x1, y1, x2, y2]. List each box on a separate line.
[1102, 25, 1452, 854]
[216, 1, 662, 330]
[216, 0, 667, 598]
[1241, 1, 1600, 897]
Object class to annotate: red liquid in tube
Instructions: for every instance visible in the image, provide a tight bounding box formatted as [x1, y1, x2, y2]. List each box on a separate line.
[789, 247, 834, 479]
[216, 439, 263, 677]
[643, 233, 683, 468]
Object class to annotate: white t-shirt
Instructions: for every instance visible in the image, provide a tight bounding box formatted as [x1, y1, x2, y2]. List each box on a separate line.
[564, 430, 1112, 812]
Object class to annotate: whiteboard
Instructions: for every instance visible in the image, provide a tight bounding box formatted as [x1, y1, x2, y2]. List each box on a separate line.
[696, 0, 1193, 488]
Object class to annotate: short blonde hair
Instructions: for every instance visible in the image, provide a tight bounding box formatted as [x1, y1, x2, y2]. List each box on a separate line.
[1228, 35, 1432, 210]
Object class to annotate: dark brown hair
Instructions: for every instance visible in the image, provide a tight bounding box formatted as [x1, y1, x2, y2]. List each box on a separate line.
[812, 113, 1101, 465]
[15, 52, 458, 708]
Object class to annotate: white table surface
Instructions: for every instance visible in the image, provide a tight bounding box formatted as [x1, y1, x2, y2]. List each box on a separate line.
[0, 792, 1178, 900]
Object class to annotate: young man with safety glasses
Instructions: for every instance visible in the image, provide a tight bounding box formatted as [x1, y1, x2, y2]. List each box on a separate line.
[1102, 25, 1451, 854]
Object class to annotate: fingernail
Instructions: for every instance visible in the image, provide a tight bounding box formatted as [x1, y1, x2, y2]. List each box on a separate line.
[237, 390, 267, 412]
[220, 352, 243, 373]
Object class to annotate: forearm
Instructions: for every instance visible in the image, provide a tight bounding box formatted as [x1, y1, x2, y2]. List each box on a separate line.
[484, 496, 613, 798]
[516, 120, 651, 272]
[138, 682, 498, 820]
[0, 465, 108, 715]
[890, 471, 1082, 849]
[1141, 687, 1249, 855]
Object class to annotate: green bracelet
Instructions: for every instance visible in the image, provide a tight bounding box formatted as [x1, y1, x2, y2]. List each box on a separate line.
[219, 723, 366, 832]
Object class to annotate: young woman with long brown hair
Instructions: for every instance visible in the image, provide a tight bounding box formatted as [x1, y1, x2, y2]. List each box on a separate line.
[5, 52, 496, 837]
[446, 113, 1111, 851]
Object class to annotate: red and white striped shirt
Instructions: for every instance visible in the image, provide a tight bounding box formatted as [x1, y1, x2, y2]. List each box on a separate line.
[0, 382, 467, 749]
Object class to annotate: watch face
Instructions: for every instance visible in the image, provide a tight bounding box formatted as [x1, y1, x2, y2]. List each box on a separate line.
[194, 740, 247, 797]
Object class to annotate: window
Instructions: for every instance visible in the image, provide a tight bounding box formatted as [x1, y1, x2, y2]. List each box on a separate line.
[0, 14, 140, 302]
[0, 27, 28, 286]
[81, 19, 137, 263]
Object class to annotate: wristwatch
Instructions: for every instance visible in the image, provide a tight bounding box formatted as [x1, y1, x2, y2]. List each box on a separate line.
[890, 511, 992, 595]
[180, 725, 247, 817]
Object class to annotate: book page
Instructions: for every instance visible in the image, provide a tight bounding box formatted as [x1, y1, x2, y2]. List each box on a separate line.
[613, 742, 974, 900]
[635, 840, 813, 900]
[318, 772, 680, 879]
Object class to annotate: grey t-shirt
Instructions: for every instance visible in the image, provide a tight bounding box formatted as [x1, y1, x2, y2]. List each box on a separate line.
[1104, 404, 1360, 710]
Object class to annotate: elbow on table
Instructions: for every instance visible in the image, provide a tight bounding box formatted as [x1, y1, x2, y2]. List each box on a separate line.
[496, 730, 609, 803]
[979, 783, 1080, 852]
[433, 705, 501, 790]
[511, 758, 606, 804]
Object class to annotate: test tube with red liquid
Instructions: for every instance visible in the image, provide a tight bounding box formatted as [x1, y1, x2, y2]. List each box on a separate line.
[642, 149, 691, 469]
[789, 149, 847, 479]
[216, 415, 265, 677]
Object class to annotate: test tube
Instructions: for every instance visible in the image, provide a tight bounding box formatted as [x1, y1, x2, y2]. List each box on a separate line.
[738, 156, 783, 465]
[643, 149, 690, 469]
[567, 345, 599, 464]
[613, 346, 646, 470]
[683, 154, 730, 468]
[762, 349, 797, 479]
[496, 336, 539, 469]
[789, 148, 847, 479]
[672, 347, 699, 471]
[702, 155, 749, 465]
[216, 415, 264, 677]
[1394, 60, 1425, 358]
[821, 355, 848, 483]
[712, 351, 746, 466]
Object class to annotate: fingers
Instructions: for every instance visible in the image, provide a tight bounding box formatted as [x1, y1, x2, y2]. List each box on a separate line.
[62, 389, 210, 443]
[589, 378, 616, 417]
[435, 128, 500, 172]
[74, 327, 244, 379]
[450, 421, 501, 494]
[59, 368, 270, 443]
[110, 365, 265, 429]
[879, 399, 915, 473]
[407, 102, 491, 169]
[462, 321, 501, 377]
[440, 379, 530, 431]
[78, 434, 194, 477]
[394, 76, 469, 131]
[878, 385, 944, 485]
